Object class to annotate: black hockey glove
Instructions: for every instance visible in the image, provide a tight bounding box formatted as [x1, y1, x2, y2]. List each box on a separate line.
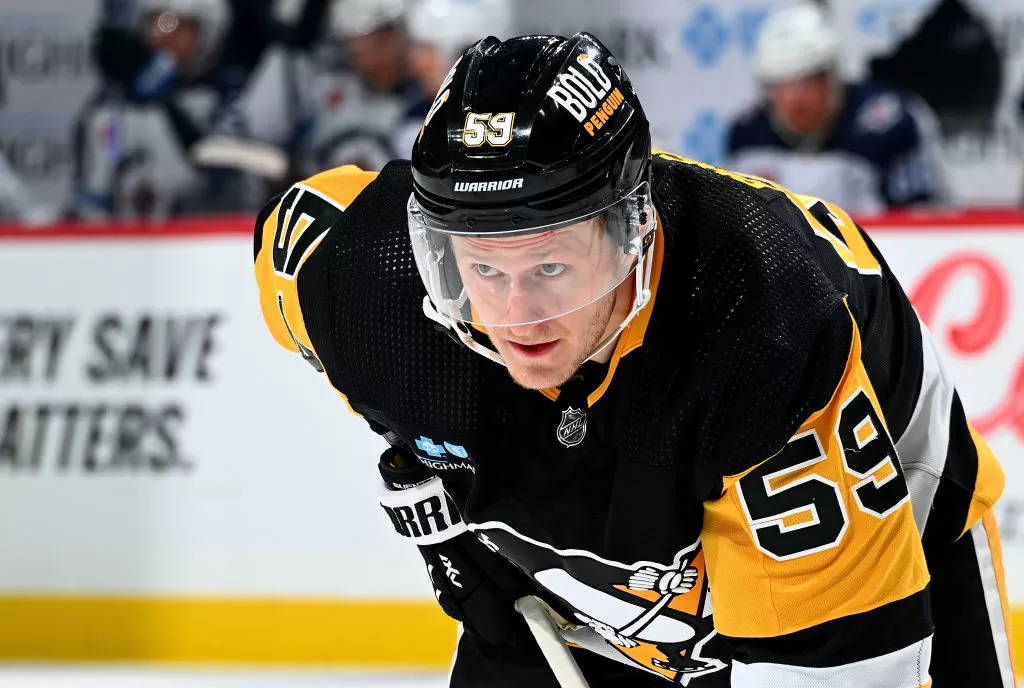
[377, 446, 536, 647]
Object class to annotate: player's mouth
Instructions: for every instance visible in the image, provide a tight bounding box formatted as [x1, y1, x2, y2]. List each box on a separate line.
[506, 339, 559, 358]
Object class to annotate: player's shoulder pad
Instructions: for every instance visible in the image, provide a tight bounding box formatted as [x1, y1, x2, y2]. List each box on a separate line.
[653, 149, 783, 194]
[254, 165, 378, 367]
[653, 148, 878, 275]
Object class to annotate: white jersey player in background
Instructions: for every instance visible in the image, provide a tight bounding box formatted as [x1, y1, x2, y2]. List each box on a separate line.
[725, 2, 949, 214]
[287, 0, 428, 174]
[398, 0, 513, 156]
[228, 0, 430, 182]
[70, 0, 273, 220]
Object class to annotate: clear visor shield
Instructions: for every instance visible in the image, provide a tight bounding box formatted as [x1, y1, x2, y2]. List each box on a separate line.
[408, 183, 654, 328]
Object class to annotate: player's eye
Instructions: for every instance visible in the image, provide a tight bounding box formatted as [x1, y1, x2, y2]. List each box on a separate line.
[538, 263, 565, 277]
[474, 263, 501, 278]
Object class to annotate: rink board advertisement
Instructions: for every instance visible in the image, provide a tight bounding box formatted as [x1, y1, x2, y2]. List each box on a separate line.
[0, 0, 101, 210]
[0, 213, 1022, 665]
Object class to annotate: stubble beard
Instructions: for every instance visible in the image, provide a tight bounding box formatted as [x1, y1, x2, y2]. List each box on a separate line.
[502, 290, 618, 390]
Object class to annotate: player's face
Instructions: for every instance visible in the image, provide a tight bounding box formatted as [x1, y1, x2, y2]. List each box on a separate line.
[450, 219, 627, 389]
[768, 72, 837, 135]
[347, 27, 408, 91]
[146, 12, 200, 65]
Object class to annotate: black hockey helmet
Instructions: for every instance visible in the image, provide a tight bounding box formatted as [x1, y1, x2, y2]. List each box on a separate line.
[410, 32, 651, 232]
[407, 32, 657, 366]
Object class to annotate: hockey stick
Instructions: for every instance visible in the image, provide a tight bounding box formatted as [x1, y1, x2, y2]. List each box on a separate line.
[190, 135, 291, 181]
[515, 596, 590, 688]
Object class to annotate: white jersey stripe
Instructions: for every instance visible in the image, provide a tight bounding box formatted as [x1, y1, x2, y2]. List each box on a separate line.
[895, 317, 956, 534]
[970, 519, 1016, 687]
[731, 635, 932, 688]
[448, 623, 464, 683]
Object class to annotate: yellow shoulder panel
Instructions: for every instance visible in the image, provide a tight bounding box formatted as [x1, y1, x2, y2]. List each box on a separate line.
[793, 195, 882, 275]
[653, 151, 882, 275]
[701, 301, 929, 637]
[254, 165, 378, 361]
[653, 150, 780, 191]
[962, 424, 1005, 538]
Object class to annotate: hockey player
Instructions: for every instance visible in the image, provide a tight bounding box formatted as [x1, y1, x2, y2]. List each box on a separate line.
[255, 33, 1013, 686]
[278, 0, 429, 174]
[726, 2, 948, 213]
[71, 0, 273, 219]
[407, 0, 513, 97]
[329, 0, 410, 92]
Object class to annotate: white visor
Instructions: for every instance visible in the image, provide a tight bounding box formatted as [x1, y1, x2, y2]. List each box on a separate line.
[408, 182, 655, 328]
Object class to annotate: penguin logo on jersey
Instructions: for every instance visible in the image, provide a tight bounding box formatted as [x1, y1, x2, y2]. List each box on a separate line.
[557, 407, 588, 447]
[472, 523, 728, 684]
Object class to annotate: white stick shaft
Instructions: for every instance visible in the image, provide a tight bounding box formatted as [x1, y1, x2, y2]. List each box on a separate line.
[515, 596, 590, 688]
[190, 135, 290, 181]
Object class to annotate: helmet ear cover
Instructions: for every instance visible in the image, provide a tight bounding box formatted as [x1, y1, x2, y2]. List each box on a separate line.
[423, 231, 465, 305]
[603, 183, 649, 251]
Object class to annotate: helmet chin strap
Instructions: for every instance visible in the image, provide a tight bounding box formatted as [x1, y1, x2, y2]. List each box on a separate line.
[422, 230, 656, 372]
[422, 296, 507, 366]
[584, 232, 654, 364]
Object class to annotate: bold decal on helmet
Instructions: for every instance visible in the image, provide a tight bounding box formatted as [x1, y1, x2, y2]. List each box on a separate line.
[582, 88, 624, 137]
[546, 53, 614, 123]
[453, 178, 525, 193]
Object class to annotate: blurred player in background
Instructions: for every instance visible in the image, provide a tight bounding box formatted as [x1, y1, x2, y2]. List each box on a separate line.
[151, 0, 427, 198]
[867, 0, 1004, 137]
[399, 0, 513, 155]
[69, 0, 278, 220]
[281, 0, 428, 175]
[726, 2, 949, 213]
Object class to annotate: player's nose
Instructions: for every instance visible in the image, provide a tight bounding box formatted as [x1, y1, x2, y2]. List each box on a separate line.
[504, 320, 545, 339]
[501, 283, 546, 328]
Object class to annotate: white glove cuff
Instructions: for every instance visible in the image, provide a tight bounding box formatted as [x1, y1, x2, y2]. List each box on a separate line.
[378, 476, 468, 545]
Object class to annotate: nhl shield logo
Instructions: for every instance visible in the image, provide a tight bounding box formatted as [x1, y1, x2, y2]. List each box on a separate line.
[557, 407, 588, 448]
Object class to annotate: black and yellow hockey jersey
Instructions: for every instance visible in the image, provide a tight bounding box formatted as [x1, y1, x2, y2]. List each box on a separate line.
[254, 153, 1013, 686]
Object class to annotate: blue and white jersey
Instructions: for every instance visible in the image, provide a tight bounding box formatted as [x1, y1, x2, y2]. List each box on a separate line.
[726, 81, 948, 213]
